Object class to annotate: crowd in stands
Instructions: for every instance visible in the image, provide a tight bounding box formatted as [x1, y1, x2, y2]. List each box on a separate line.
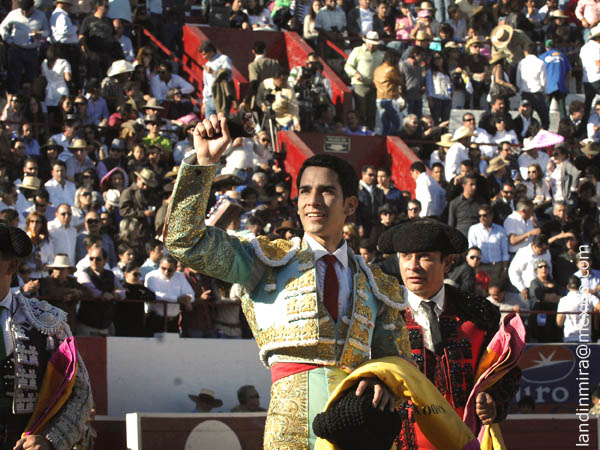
[0, 0, 599, 343]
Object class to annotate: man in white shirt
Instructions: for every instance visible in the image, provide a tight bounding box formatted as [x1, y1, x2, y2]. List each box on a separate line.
[410, 161, 445, 217]
[557, 275, 600, 342]
[48, 203, 77, 263]
[445, 126, 472, 182]
[44, 160, 76, 206]
[144, 255, 194, 334]
[150, 60, 194, 102]
[503, 199, 540, 254]
[50, 0, 80, 89]
[517, 140, 550, 179]
[516, 42, 549, 129]
[199, 41, 233, 118]
[140, 238, 164, 280]
[508, 235, 551, 301]
[580, 25, 600, 123]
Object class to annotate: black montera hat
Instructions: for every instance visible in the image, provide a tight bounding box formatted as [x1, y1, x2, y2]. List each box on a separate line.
[0, 224, 33, 258]
[378, 218, 467, 255]
[312, 386, 403, 450]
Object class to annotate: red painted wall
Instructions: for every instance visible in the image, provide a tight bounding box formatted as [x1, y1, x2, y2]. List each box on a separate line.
[279, 131, 420, 198]
[181, 26, 351, 118]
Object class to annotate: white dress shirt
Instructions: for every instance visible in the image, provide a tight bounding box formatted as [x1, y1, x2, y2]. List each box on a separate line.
[508, 244, 552, 292]
[50, 6, 78, 43]
[580, 40, 600, 83]
[445, 142, 469, 181]
[48, 218, 78, 263]
[516, 54, 546, 94]
[304, 233, 353, 319]
[557, 290, 599, 342]
[150, 73, 194, 102]
[45, 178, 77, 206]
[202, 53, 233, 99]
[503, 211, 535, 254]
[415, 172, 445, 217]
[404, 285, 445, 352]
[144, 269, 195, 317]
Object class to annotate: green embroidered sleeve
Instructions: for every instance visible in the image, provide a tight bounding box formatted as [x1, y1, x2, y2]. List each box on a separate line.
[165, 162, 256, 285]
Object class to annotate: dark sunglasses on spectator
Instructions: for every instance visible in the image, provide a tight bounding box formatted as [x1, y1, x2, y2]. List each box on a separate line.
[463, 117, 475, 122]
[469, 255, 481, 260]
[479, 213, 489, 217]
[59, 212, 72, 216]
[86, 219, 100, 224]
[132, 272, 141, 277]
[81, 192, 92, 196]
[89, 256, 103, 262]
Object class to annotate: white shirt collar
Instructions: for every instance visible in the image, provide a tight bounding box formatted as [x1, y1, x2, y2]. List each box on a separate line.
[406, 284, 445, 315]
[304, 233, 349, 269]
[359, 180, 374, 195]
[0, 289, 13, 310]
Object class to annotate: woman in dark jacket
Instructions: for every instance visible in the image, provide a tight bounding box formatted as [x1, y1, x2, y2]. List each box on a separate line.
[116, 263, 156, 336]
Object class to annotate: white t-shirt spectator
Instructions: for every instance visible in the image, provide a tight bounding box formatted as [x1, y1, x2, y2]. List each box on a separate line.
[557, 290, 599, 342]
[580, 39, 600, 83]
[144, 269, 195, 317]
[503, 210, 535, 254]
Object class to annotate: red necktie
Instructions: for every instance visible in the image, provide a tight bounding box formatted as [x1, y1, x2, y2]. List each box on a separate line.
[322, 255, 339, 321]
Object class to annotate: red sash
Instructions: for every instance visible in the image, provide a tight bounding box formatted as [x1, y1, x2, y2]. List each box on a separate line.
[270, 362, 322, 383]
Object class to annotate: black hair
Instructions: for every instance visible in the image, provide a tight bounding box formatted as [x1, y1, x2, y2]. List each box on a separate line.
[253, 41, 266, 54]
[532, 234, 548, 247]
[160, 254, 177, 266]
[377, 166, 391, 176]
[145, 238, 163, 255]
[410, 161, 426, 173]
[567, 275, 581, 289]
[296, 154, 359, 199]
[431, 162, 444, 171]
[117, 242, 133, 255]
[359, 238, 377, 252]
[123, 262, 140, 274]
[383, 49, 400, 66]
[461, 174, 477, 185]
[237, 385, 256, 404]
[361, 164, 376, 173]
[52, 160, 67, 169]
[199, 41, 217, 53]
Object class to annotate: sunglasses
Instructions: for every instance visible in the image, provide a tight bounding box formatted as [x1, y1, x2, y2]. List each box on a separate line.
[463, 118, 475, 122]
[469, 255, 481, 260]
[59, 212, 72, 216]
[81, 192, 92, 196]
[478, 213, 489, 217]
[86, 219, 100, 224]
[537, 264, 548, 268]
[502, 190, 513, 195]
[89, 256, 103, 262]
[132, 271, 141, 277]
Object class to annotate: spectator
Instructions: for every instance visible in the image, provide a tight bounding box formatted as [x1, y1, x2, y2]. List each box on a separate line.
[549, 144, 581, 203]
[75, 210, 117, 266]
[573, 253, 600, 295]
[85, 78, 110, 125]
[39, 253, 90, 330]
[447, 246, 487, 295]
[527, 259, 562, 342]
[524, 163, 552, 210]
[448, 174, 482, 237]
[117, 262, 155, 336]
[151, 60, 194, 103]
[580, 25, 600, 124]
[199, 41, 233, 118]
[373, 48, 402, 135]
[0, 0, 50, 95]
[65, 138, 95, 182]
[407, 199, 422, 219]
[503, 199, 539, 255]
[113, 18, 134, 62]
[231, 385, 266, 412]
[256, 68, 300, 131]
[410, 161, 445, 217]
[357, 164, 385, 236]
[516, 42, 549, 130]
[556, 275, 600, 342]
[398, 46, 424, 117]
[376, 166, 407, 215]
[468, 204, 509, 286]
[540, 39, 571, 120]
[445, 126, 472, 182]
[41, 44, 71, 122]
[487, 283, 529, 322]
[513, 100, 541, 142]
[24, 211, 54, 278]
[48, 203, 77, 263]
[144, 254, 195, 335]
[517, 139, 550, 182]
[76, 246, 126, 336]
[119, 167, 160, 226]
[508, 234, 552, 301]
[45, 160, 76, 206]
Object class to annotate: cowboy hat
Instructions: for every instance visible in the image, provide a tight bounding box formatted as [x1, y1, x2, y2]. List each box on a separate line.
[134, 168, 158, 188]
[414, 30, 430, 41]
[46, 253, 74, 269]
[488, 52, 507, 65]
[444, 41, 460, 50]
[188, 389, 223, 408]
[68, 138, 87, 150]
[40, 138, 63, 152]
[521, 137, 536, 151]
[363, 31, 382, 45]
[582, 141, 600, 157]
[465, 36, 484, 50]
[549, 9, 568, 19]
[452, 126, 475, 142]
[275, 220, 300, 235]
[17, 176, 41, 190]
[590, 24, 600, 40]
[491, 24, 514, 49]
[436, 133, 454, 147]
[107, 59, 134, 77]
[486, 156, 508, 174]
[103, 189, 121, 208]
[143, 98, 165, 110]
[417, 1, 435, 10]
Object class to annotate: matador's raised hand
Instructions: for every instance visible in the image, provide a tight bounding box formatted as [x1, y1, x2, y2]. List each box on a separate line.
[194, 113, 231, 166]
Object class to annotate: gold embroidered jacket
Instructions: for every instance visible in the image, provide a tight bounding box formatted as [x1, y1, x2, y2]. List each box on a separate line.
[166, 163, 410, 370]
